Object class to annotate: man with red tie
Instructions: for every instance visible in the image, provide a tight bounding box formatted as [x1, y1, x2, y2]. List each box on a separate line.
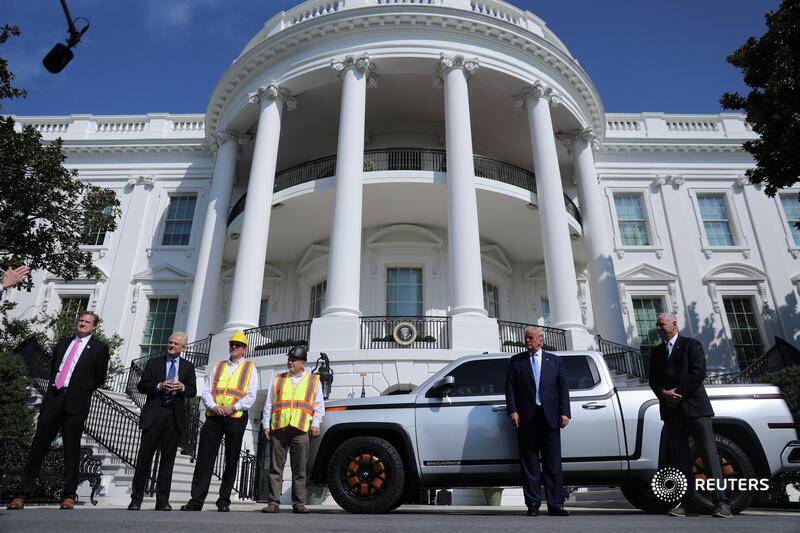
[7, 311, 110, 510]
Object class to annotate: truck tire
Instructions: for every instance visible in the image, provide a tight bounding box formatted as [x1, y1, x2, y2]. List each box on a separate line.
[687, 434, 755, 514]
[327, 436, 405, 513]
[621, 434, 756, 514]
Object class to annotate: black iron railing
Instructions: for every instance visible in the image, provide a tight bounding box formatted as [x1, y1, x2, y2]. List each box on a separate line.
[125, 356, 149, 408]
[244, 320, 312, 357]
[184, 335, 211, 368]
[227, 148, 582, 227]
[705, 336, 800, 385]
[497, 320, 568, 352]
[597, 335, 647, 379]
[360, 316, 451, 349]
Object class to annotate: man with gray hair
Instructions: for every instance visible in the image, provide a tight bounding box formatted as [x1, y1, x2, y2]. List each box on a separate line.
[649, 313, 732, 518]
[129, 332, 197, 511]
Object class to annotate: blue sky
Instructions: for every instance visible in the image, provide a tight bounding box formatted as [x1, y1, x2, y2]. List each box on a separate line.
[1, 0, 779, 117]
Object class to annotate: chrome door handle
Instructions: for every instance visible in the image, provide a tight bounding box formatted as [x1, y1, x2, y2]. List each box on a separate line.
[491, 406, 507, 413]
[581, 402, 606, 410]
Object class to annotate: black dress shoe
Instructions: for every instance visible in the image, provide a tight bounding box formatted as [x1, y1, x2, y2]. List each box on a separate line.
[180, 503, 202, 511]
[127, 500, 141, 511]
[548, 507, 570, 516]
[526, 506, 539, 516]
[217, 504, 230, 512]
[155, 503, 172, 511]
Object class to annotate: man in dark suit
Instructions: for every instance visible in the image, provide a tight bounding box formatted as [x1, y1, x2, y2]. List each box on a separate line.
[7, 311, 110, 510]
[128, 332, 197, 511]
[649, 313, 732, 518]
[506, 326, 571, 517]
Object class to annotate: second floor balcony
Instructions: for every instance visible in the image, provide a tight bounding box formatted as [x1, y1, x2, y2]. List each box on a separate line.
[227, 147, 582, 226]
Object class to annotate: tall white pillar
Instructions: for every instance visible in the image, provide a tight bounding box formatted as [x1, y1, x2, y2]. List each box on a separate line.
[310, 54, 376, 352]
[186, 131, 248, 341]
[561, 128, 627, 345]
[514, 82, 593, 349]
[434, 53, 498, 352]
[224, 84, 295, 331]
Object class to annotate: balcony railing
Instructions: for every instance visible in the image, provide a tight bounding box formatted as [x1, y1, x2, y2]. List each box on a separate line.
[184, 334, 212, 368]
[244, 320, 312, 357]
[597, 335, 647, 380]
[360, 316, 451, 349]
[227, 148, 582, 226]
[497, 320, 568, 352]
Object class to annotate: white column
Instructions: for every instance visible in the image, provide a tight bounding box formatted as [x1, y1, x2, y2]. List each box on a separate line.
[437, 53, 486, 317]
[224, 84, 295, 331]
[186, 131, 248, 341]
[561, 128, 627, 345]
[514, 82, 592, 349]
[310, 54, 376, 352]
[434, 53, 498, 352]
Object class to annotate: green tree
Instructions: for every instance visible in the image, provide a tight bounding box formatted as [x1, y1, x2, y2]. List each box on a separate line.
[0, 26, 121, 294]
[720, 0, 800, 198]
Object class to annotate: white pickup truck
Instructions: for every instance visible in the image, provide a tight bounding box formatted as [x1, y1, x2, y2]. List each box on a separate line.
[308, 351, 800, 513]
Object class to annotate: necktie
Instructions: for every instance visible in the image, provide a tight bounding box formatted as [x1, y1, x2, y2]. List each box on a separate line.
[164, 358, 177, 403]
[533, 354, 541, 406]
[55, 339, 81, 389]
[666, 341, 673, 360]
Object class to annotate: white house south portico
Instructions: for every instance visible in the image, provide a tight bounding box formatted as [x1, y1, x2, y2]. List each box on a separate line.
[8, 0, 798, 460]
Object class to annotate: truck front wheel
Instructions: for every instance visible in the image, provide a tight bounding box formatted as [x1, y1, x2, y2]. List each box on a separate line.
[327, 436, 405, 513]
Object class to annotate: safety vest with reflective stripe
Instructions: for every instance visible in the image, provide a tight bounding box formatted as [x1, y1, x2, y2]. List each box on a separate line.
[207, 359, 256, 418]
[270, 371, 320, 432]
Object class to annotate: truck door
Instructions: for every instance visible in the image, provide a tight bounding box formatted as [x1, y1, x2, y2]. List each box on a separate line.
[415, 357, 519, 485]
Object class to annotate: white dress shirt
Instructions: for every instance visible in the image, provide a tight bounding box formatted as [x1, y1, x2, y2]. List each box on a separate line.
[202, 357, 259, 412]
[55, 334, 93, 387]
[261, 369, 325, 429]
[155, 355, 185, 392]
[666, 332, 679, 360]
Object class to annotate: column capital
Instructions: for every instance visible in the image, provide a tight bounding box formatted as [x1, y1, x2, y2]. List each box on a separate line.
[247, 83, 297, 111]
[210, 129, 251, 152]
[433, 53, 479, 87]
[512, 81, 561, 109]
[653, 174, 684, 189]
[331, 53, 378, 87]
[557, 127, 600, 151]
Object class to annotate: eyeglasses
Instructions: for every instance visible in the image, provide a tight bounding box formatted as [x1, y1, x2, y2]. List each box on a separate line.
[229, 343, 246, 349]
[287, 357, 303, 363]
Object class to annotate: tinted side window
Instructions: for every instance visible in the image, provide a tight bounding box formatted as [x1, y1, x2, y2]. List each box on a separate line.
[563, 355, 600, 390]
[449, 359, 509, 397]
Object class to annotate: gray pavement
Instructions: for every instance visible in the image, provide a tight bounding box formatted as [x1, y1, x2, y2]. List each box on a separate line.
[2, 504, 799, 533]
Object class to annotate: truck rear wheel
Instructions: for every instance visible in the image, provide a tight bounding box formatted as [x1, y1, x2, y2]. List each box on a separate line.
[622, 434, 756, 514]
[327, 436, 405, 513]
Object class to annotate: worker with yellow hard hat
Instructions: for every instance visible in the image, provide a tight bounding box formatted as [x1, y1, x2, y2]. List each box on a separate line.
[181, 331, 259, 512]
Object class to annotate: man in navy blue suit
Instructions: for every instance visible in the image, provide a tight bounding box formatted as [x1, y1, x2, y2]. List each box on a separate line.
[506, 325, 570, 517]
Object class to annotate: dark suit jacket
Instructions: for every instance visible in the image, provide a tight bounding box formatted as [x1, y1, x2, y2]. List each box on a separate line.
[45, 335, 110, 416]
[648, 335, 714, 420]
[137, 355, 197, 432]
[506, 350, 571, 430]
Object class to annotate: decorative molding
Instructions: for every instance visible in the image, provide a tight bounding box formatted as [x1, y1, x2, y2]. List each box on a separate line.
[577, 278, 589, 319]
[734, 175, 749, 189]
[512, 81, 561, 109]
[558, 127, 600, 151]
[126, 174, 156, 190]
[708, 283, 720, 313]
[211, 129, 251, 152]
[432, 52, 479, 87]
[331, 53, 378, 87]
[131, 282, 141, 313]
[247, 83, 297, 111]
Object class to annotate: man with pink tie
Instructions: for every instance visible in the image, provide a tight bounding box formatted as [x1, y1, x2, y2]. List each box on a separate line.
[7, 311, 110, 510]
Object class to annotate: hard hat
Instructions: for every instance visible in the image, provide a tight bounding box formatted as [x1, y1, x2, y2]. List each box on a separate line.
[287, 344, 307, 360]
[229, 331, 248, 346]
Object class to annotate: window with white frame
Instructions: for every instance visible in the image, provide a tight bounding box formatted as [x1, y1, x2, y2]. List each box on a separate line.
[697, 194, 734, 246]
[780, 195, 800, 246]
[722, 296, 764, 369]
[614, 193, 650, 246]
[161, 195, 197, 246]
[541, 298, 551, 326]
[386, 267, 423, 316]
[60, 295, 90, 319]
[258, 298, 269, 327]
[482, 281, 500, 318]
[309, 281, 327, 318]
[140, 297, 178, 359]
[631, 297, 663, 360]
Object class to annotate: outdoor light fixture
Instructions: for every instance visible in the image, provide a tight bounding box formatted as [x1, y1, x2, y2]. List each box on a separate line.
[42, 0, 89, 73]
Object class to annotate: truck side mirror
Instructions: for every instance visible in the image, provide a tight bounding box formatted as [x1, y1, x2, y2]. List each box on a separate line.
[425, 375, 455, 398]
